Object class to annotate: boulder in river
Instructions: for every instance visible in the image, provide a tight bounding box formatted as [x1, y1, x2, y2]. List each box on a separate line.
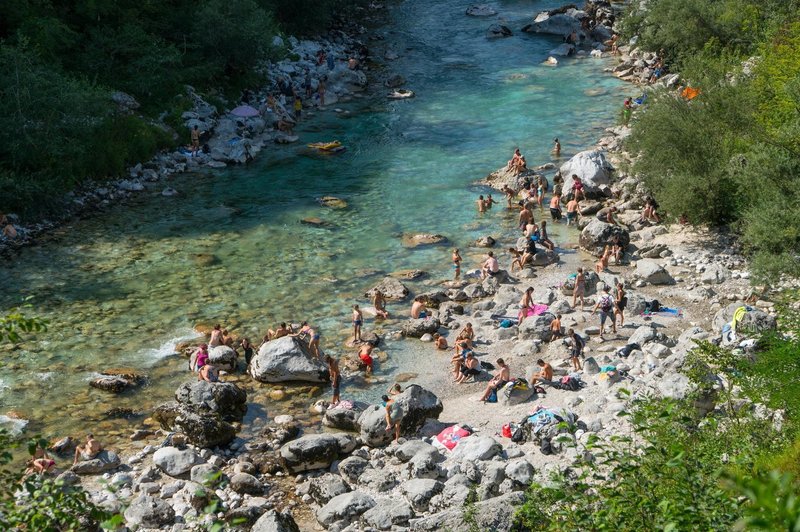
[487, 24, 513, 39]
[249, 336, 329, 383]
[365, 277, 409, 300]
[522, 8, 587, 39]
[466, 4, 497, 16]
[401, 317, 442, 338]
[174, 380, 247, 421]
[208, 345, 237, 369]
[152, 402, 237, 448]
[484, 166, 540, 192]
[71, 450, 121, 475]
[401, 233, 448, 248]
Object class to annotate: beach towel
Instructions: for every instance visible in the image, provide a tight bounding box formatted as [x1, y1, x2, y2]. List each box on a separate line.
[524, 304, 550, 317]
[434, 425, 471, 451]
[644, 307, 683, 318]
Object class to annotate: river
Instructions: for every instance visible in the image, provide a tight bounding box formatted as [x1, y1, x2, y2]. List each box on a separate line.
[0, 0, 627, 444]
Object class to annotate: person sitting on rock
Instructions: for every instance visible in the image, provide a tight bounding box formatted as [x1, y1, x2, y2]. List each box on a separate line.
[595, 245, 612, 273]
[481, 251, 500, 279]
[640, 197, 661, 224]
[599, 206, 620, 225]
[73, 434, 102, 465]
[411, 297, 428, 319]
[267, 323, 290, 341]
[433, 333, 448, 350]
[456, 352, 482, 384]
[479, 359, 510, 402]
[221, 329, 235, 347]
[198, 364, 220, 383]
[509, 247, 532, 272]
[209, 324, 223, 348]
[539, 220, 555, 250]
[610, 234, 624, 264]
[531, 358, 554, 385]
[506, 148, 523, 171]
[373, 290, 389, 319]
[456, 323, 475, 349]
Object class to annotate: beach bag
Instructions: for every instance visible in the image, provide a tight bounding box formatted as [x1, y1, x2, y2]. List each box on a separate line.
[617, 343, 640, 358]
[487, 389, 498, 403]
[511, 423, 527, 443]
[500, 319, 513, 328]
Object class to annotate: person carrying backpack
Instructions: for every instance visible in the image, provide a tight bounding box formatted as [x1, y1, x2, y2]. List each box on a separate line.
[592, 286, 617, 338]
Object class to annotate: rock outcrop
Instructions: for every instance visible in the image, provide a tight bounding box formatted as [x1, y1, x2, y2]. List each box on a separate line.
[249, 336, 329, 383]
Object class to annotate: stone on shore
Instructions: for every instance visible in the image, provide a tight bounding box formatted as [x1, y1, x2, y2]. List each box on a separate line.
[358, 385, 443, 447]
[174, 380, 247, 421]
[251, 510, 301, 532]
[323, 402, 367, 432]
[249, 336, 329, 383]
[712, 302, 777, 334]
[153, 446, 203, 477]
[410, 491, 524, 530]
[124, 494, 175, 528]
[208, 345, 237, 368]
[401, 318, 442, 338]
[316, 491, 376, 528]
[559, 150, 614, 196]
[70, 450, 121, 475]
[365, 277, 409, 300]
[635, 260, 675, 285]
[152, 402, 237, 448]
[518, 313, 557, 342]
[279, 433, 358, 473]
[579, 219, 630, 257]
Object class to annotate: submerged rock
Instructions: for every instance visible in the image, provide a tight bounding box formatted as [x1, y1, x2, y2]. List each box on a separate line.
[402, 233, 448, 248]
[466, 4, 497, 16]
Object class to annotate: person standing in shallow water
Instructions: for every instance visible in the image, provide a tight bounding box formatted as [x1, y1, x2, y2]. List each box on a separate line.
[327, 355, 340, 405]
[352, 304, 363, 343]
[452, 248, 462, 281]
[477, 195, 486, 213]
[552, 137, 561, 157]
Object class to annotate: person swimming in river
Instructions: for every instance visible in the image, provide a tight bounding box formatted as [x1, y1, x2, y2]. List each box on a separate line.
[477, 195, 486, 213]
[484, 194, 499, 210]
[552, 137, 561, 157]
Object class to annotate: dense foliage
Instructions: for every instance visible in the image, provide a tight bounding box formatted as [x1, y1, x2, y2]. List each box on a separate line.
[0, 0, 366, 217]
[621, 0, 800, 280]
[513, 312, 800, 531]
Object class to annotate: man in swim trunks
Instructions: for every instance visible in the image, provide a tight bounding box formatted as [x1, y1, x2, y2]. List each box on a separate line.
[73, 434, 103, 465]
[502, 185, 517, 208]
[481, 251, 500, 279]
[568, 328, 584, 370]
[358, 344, 374, 376]
[477, 195, 486, 213]
[480, 358, 510, 401]
[411, 297, 428, 319]
[352, 305, 363, 343]
[327, 355, 340, 405]
[518, 204, 533, 231]
[531, 358, 554, 385]
[484, 194, 498, 210]
[566, 197, 580, 226]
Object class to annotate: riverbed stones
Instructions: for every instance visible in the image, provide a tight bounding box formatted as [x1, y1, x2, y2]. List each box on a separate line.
[518, 312, 556, 342]
[251, 510, 301, 532]
[309, 474, 351, 504]
[322, 402, 366, 431]
[402, 233, 448, 248]
[153, 446, 202, 477]
[230, 472, 264, 495]
[249, 336, 329, 383]
[152, 403, 237, 448]
[279, 433, 357, 473]
[362, 499, 415, 529]
[401, 317, 441, 338]
[70, 450, 121, 475]
[450, 435, 502, 461]
[365, 277, 409, 300]
[124, 494, 175, 528]
[487, 24, 513, 39]
[579, 219, 630, 257]
[402, 478, 443, 512]
[635, 260, 675, 285]
[466, 4, 497, 16]
[475, 235, 496, 247]
[89, 376, 133, 393]
[316, 491, 376, 527]
[174, 380, 247, 421]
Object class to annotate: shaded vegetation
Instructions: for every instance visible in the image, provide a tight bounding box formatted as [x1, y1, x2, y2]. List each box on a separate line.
[621, 0, 800, 279]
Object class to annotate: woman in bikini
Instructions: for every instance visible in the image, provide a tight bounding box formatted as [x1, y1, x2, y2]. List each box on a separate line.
[536, 176, 545, 211]
[452, 248, 462, 281]
[571, 174, 585, 202]
[518, 287, 535, 323]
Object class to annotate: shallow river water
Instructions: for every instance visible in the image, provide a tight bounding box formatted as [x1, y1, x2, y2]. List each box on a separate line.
[0, 0, 628, 442]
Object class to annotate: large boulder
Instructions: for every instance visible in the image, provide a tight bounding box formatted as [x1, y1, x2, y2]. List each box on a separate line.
[251, 510, 301, 532]
[558, 150, 614, 197]
[365, 277, 409, 300]
[522, 8, 587, 38]
[208, 345, 237, 368]
[484, 167, 540, 193]
[124, 495, 175, 528]
[487, 24, 513, 39]
[358, 385, 443, 447]
[579, 219, 630, 257]
[635, 260, 675, 285]
[410, 491, 524, 530]
[518, 312, 557, 342]
[70, 450, 121, 475]
[530, 249, 560, 266]
[152, 402, 237, 448]
[401, 479, 443, 512]
[450, 435, 502, 461]
[249, 336, 329, 383]
[712, 302, 777, 334]
[279, 433, 358, 473]
[316, 491, 375, 528]
[322, 402, 367, 432]
[153, 446, 203, 477]
[174, 380, 247, 421]
[401, 318, 442, 338]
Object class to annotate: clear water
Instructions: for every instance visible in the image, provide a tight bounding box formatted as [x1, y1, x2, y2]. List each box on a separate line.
[0, 0, 628, 442]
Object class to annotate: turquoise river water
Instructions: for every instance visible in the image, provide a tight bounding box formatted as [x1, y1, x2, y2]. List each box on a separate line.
[0, 0, 628, 443]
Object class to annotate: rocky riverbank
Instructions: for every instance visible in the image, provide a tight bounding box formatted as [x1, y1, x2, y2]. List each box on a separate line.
[17, 2, 792, 531]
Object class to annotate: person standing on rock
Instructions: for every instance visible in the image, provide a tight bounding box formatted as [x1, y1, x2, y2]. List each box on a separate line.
[568, 329, 584, 370]
[327, 355, 340, 405]
[615, 281, 627, 328]
[352, 304, 363, 343]
[452, 248, 462, 281]
[571, 174, 585, 202]
[477, 195, 487, 213]
[190, 125, 203, 157]
[373, 290, 389, 319]
[550, 314, 563, 341]
[479, 358, 510, 402]
[518, 287, 535, 323]
[572, 267, 586, 310]
[481, 251, 500, 279]
[592, 286, 617, 338]
[209, 324, 223, 348]
[383, 394, 401, 443]
[292, 322, 321, 358]
[595, 245, 612, 273]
